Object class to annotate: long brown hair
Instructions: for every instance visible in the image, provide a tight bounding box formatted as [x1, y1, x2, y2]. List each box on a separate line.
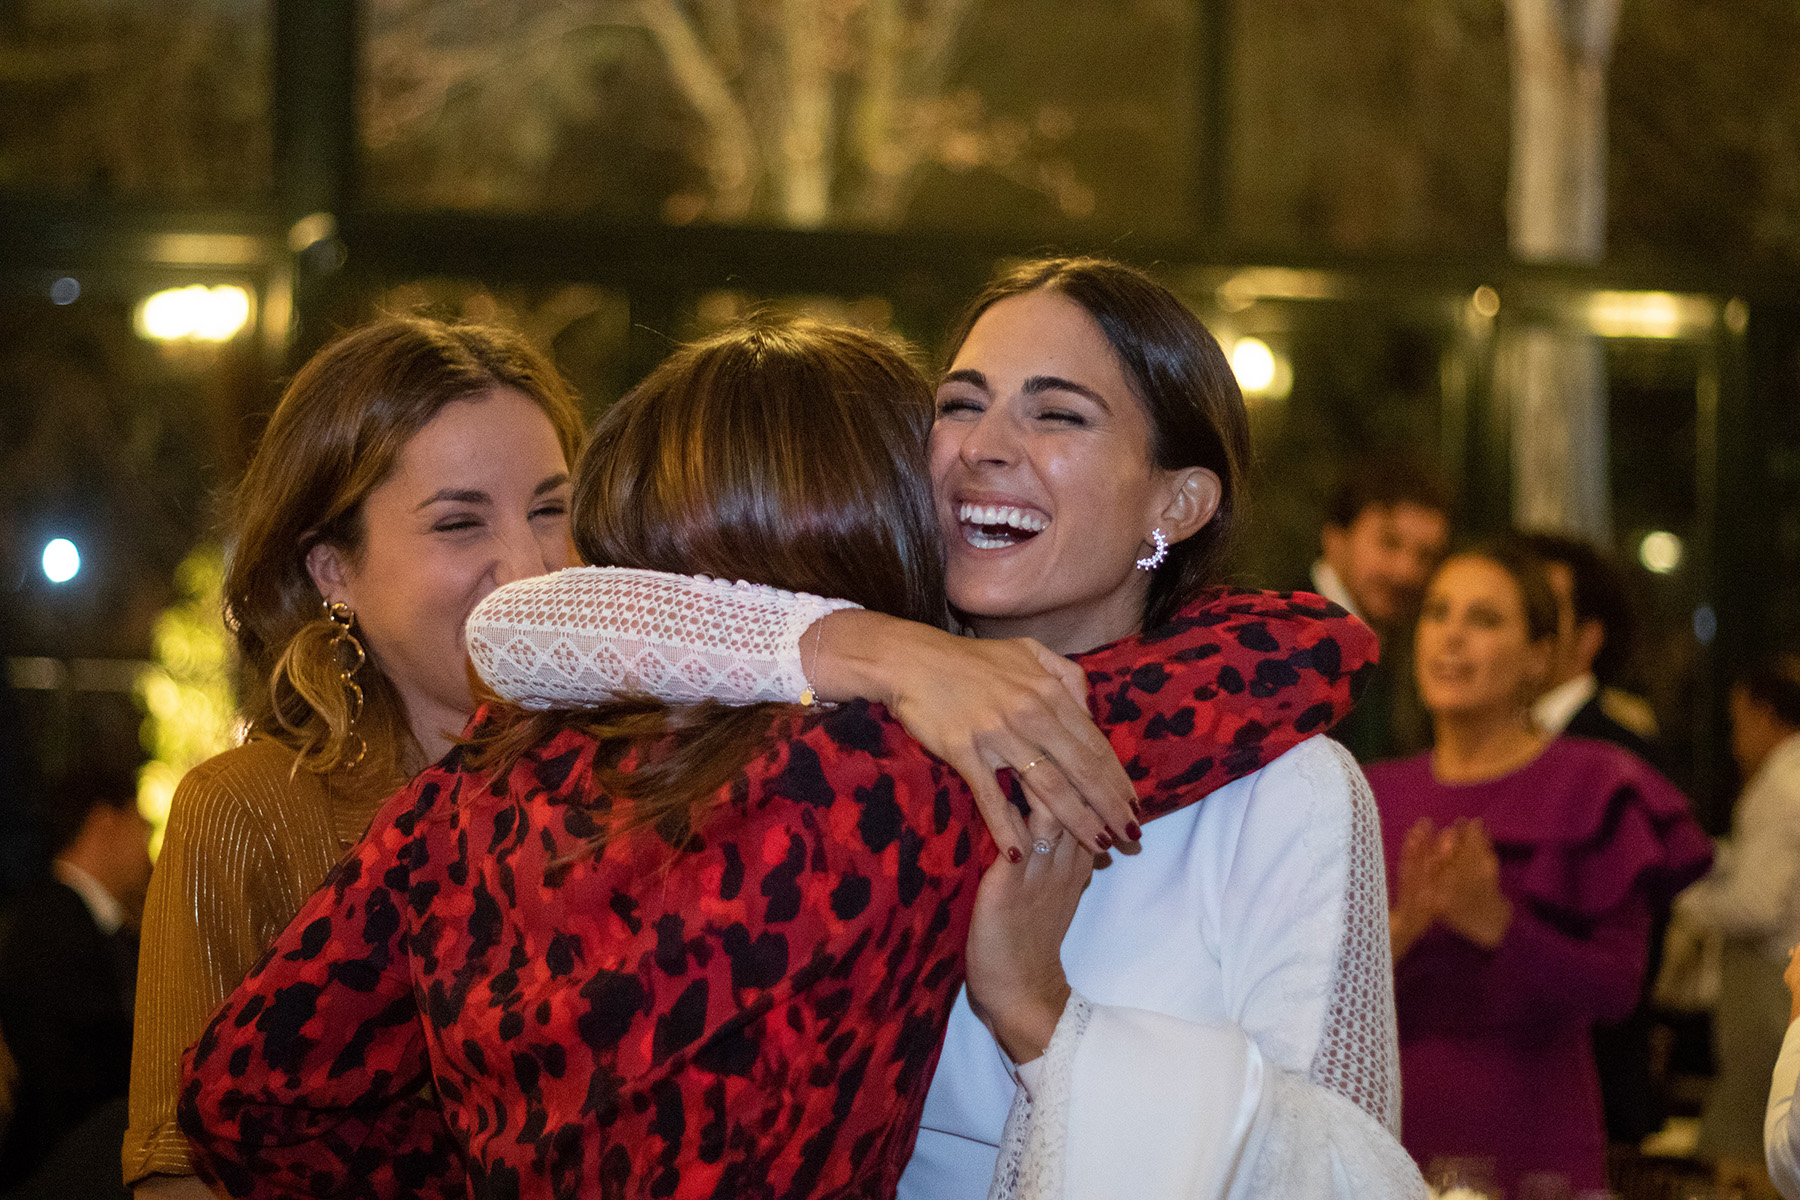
[227, 317, 585, 781]
[472, 318, 944, 849]
[943, 257, 1251, 629]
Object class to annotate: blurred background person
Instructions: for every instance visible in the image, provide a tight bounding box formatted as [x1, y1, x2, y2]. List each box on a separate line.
[1518, 530, 1661, 765]
[1518, 529, 1680, 1160]
[1676, 655, 1800, 1200]
[1371, 543, 1710, 1194]
[123, 318, 584, 1199]
[1309, 458, 1453, 763]
[0, 766, 149, 1191]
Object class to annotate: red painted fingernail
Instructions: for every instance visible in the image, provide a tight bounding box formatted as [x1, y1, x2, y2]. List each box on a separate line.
[1007, 846, 1023, 863]
[1125, 822, 1142, 842]
[1103, 824, 1123, 845]
[1129, 799, 1144, 818]
[1095, 831, 1114, 850]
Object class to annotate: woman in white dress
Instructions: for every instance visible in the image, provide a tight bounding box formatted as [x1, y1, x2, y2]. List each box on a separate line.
[470, 259, 1422, 1198]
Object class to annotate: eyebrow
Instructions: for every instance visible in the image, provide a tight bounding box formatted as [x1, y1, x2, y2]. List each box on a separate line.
[415, 473, 569, 511]
[1023, 374, 1109, 410]
[941, 369, 1110, 410]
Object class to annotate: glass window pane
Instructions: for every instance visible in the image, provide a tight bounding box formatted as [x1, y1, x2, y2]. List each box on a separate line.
[361, 0, 1195, 234]
[0, 3, 270, 201]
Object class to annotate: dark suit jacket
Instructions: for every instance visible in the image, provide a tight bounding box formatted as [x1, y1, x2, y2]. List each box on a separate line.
[1562, 695, 1683, 1145]
[0, 877, 136, 1189]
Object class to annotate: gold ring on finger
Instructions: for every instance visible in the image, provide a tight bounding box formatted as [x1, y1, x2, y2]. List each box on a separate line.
[1018, 758, 1043, 774]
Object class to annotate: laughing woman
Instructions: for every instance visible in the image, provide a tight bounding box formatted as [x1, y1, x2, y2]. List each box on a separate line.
[468, 260, 1423, 1197]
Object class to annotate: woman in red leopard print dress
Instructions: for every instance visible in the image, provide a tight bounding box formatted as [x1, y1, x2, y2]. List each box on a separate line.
[179, 320, 1373, 1200]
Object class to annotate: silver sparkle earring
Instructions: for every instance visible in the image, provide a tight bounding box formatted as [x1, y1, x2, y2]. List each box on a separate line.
[1135, 528, 1168, 571]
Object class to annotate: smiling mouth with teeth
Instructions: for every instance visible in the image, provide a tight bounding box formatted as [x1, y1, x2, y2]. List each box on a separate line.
[956, 502, 1048, 549]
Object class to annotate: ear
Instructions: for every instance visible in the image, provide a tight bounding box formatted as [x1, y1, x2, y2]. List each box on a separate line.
[1574, 619, 1606, 672]
[305, 541, 354, 608]
[1157, 467, 1222, 545]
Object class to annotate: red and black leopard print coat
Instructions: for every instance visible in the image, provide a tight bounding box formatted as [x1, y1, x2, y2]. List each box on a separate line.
[180, 590, 1375, 1200]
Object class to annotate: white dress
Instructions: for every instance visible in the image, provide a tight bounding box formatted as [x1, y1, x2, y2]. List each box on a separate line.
[467, 567, 1425, 1200]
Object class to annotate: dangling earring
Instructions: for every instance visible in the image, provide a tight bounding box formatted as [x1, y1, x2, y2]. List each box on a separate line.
[1135, 528, 1168, 571]
[322, 600, 368, 769]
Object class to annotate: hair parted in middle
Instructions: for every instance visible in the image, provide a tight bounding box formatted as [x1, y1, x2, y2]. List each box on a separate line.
[472, 317, 945, 852]
[941, 256, 1251, 630]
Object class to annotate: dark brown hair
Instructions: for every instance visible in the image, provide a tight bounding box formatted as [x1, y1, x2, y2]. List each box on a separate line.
[227, 317, 585, 781]
[942, 257, 1251, 629]
[1327, 457, 1455, 530]
[472, 319, 944, 848]
[1514, 530, 1635, 684]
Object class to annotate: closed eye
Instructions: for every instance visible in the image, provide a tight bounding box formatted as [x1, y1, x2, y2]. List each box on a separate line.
[530, 501, 568, 520]
[433, 514, 483, 533]
[935, 396, 985, 418]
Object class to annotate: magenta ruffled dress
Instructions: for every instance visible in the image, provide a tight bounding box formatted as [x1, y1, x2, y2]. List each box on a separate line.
[1367, 737, 1712, 1192]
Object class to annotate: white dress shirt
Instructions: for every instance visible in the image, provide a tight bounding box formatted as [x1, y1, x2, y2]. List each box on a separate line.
[52, 858, 123, 936]
[1534, 672, 1599, 736]
[1309, 560, 1360, 621]
[1678, 733, 1800, 963]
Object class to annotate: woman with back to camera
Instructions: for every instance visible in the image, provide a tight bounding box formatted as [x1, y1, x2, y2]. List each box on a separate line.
[468, 259, 1424, 1196]
[1369, 541, 1711, 1194]
[123, 317, 586, 1198]
[180, 315, 1392, 1199]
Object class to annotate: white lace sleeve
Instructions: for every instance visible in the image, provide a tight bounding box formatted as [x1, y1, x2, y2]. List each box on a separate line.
[1304, 738, 1404, 1133]
[465, 566, 861, 709]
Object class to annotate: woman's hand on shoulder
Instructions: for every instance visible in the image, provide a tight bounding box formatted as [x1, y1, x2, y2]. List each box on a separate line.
[813, 610, 1139, 858]
[964, 806, 1092, 1065]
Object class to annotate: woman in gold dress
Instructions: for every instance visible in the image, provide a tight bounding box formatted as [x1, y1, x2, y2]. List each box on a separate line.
[123, 317, 586, 1198]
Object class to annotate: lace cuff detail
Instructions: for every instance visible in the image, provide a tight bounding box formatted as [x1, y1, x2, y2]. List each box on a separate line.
[987, 990, 1094, 1200]
[467, 566, 861, 709]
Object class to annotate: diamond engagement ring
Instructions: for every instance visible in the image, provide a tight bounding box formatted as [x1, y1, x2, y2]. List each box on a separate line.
[1032, 838, 1054, 854]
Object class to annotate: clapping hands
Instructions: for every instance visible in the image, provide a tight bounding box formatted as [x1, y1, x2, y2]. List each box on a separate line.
[1390, 816, 1514, 960]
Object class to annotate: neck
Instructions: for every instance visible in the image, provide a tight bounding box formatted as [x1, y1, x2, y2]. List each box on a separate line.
[1431, 709, 1547, 784]
[967, 585, 1147, 656]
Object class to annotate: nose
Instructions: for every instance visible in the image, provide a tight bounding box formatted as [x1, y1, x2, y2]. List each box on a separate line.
[492, 518, 558, 589]
[957, 404, 1020, 468]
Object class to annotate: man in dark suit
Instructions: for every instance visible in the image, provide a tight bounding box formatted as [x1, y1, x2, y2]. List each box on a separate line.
[1518, 531, 1662, 763]
[1518, 531, 1679, 1156]
[1309, 459, 1453, 763]
[0, 768, 150, 1189]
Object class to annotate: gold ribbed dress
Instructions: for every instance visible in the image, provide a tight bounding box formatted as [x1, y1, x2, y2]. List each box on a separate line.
[123, 739, 395, 1186]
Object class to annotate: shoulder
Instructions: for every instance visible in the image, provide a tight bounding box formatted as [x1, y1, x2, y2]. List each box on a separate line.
[163, 740, 329, 859]
[1231, 738, 1369, 860]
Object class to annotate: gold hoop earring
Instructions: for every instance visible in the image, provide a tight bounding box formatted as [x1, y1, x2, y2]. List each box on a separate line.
[322, 600, 368, 769]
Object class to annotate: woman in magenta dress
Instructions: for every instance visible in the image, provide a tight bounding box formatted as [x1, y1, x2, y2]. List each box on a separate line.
[1367, 542, 1710, 1193]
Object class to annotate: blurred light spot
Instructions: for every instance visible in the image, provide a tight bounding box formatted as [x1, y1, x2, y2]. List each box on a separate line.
[287, 211, 337, 254]
[1231, 338, 1276, 392]
[42, 538, 80, 583]
[1587, 291, 1713, 339]
[1217, 267, 1340, 313]
[51, 277, 80, 305]
[1725, 297, 1749, 335]
[1639, 530, 1683, 574]
[137, 285, 252, 342]
[1229, 337, 1293, 401]
[1470, 285, 1500, 318]
[1694, 605, 1717, 645]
